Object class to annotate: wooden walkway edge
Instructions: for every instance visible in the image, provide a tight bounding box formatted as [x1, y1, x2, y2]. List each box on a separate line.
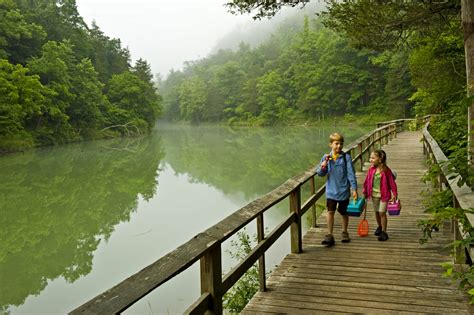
[243, 131, 474, 314]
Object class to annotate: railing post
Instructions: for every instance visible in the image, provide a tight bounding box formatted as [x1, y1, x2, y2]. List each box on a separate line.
[358, 142, 363, 172]
[369, 134, 373, 155]
[452, 197, 464, 264]
[256, 214, 266, 292]
[378, 130, 381, 149]
[200, 244, 222, 314]
[310, 176, 317, 227]
[422, 135, 427, 155]
[290, 186, 302, 254]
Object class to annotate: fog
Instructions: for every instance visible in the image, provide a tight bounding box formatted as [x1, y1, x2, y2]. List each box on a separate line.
[76, 0, 317, 79]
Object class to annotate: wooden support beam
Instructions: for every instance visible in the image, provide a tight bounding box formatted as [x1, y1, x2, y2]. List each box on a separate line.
[200, 244, 222, 314]
[290, 187, 302, 254]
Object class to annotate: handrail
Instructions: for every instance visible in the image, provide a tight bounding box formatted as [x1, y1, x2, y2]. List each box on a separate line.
[377, 115, 431, 130]
[70, 119, 414, 315]
[422, 121, 474, 262]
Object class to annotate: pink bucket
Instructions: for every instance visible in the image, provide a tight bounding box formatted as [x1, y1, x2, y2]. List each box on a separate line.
[387, 199, 401, 216]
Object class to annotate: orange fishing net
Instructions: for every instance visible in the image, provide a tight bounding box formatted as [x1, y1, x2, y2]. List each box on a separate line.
[357, 207, 369, 237]
[357, 218, 369, 237]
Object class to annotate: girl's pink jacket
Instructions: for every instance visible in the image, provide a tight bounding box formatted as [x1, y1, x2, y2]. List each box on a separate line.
[363, 166, 398, 202]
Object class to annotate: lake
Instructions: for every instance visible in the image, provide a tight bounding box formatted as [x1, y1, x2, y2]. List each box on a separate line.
[0, 123, 371, 315]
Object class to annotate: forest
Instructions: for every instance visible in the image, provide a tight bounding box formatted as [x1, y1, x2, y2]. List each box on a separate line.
[0, 0, 161, 152]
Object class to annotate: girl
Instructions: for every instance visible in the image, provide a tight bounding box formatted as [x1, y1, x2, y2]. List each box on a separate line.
[363, 150, 397, 241]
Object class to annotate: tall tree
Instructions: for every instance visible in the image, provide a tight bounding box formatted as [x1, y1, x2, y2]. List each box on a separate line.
[462, 0, 474, 166]
[27, 40, 76, 143]
[68, 58, 107, 135]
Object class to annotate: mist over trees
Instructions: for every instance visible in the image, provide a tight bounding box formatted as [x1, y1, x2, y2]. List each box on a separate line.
[0, 0, 162, 152]
[160, 15, 414, 125]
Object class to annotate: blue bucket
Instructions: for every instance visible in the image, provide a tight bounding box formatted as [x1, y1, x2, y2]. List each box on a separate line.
[347, 197, 365, 217]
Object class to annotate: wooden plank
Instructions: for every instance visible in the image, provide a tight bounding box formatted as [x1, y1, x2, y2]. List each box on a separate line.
[183, 293, 212, 315]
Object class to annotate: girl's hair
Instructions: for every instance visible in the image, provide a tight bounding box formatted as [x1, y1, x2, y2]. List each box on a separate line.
[373, 149, 387, 169]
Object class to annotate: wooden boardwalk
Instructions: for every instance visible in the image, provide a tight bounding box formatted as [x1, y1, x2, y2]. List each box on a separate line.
[243, 131, 474, 314]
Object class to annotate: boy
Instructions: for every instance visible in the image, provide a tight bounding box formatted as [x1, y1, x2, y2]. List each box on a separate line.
[316, 132, 358, 246]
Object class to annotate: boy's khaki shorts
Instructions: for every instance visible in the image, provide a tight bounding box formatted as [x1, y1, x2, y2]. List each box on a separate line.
[372, 197, 387, 213]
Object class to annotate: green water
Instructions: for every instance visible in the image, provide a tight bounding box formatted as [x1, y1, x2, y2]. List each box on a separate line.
[0, 123, 371, 314]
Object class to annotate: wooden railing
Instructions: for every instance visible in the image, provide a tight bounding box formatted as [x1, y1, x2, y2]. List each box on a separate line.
[377, 115, 431, 131]
[70, 120, 414, 315]
[422, 121, 474, 263]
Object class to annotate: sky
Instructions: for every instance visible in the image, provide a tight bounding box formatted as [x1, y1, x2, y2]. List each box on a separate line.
[75, 0, 260, 78]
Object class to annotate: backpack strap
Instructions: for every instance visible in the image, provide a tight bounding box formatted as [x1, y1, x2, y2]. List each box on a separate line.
[342, 151, 348, 178]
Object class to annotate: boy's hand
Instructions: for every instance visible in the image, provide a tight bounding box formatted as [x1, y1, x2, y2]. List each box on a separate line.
[321, 154, 330, 168]
[352, 190, 358, 200]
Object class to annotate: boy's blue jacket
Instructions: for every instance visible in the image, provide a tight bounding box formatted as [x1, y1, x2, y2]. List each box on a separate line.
[316, 151, 357, 201]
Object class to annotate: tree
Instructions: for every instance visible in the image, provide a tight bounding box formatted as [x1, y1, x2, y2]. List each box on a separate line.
[178, 76, 207, 123]
[0, 59, 46, 144]
[0, 0, 46, 64]
[462, 0, 474, 166]
[106, 71, 161, 132]
[209, 61, 246, 119]
[68, 58, 107, 135]
[87, 21, 131, 83]
[132, 58, 154, 83]
[27, 40, 76, 143]
[256, 70, 288, 124]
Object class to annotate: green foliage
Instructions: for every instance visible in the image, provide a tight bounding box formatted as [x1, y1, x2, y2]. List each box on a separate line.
[223, 230, 259, 313]
[0, 1, 161, 151]
[418, 159, 474, 303]
[178, 76, 207, 123]
[418, 202, 474, 303]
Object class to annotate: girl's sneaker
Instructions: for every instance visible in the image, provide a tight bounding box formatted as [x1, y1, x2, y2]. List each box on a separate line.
[374, 226, 382, 236]
[321, 234, 335, 247]
[378, 231, 389, 241]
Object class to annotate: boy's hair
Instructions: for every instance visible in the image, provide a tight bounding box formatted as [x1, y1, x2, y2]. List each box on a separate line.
[329, 132, 344, 144]
[373, 149, 387, 168]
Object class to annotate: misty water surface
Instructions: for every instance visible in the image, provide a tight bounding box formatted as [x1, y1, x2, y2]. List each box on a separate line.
[0, 123, 371, 314]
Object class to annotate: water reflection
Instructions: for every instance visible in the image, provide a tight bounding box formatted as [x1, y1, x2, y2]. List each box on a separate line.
[0, 136, 164, 311]
[160, 124, 366, 199]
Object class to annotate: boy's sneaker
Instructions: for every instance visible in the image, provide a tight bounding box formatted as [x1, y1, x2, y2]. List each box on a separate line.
[321, 234, 335, 247]
[341, 231, 351, 243]
[374, 226, 382, 236]
[378, 231, 389, 241]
